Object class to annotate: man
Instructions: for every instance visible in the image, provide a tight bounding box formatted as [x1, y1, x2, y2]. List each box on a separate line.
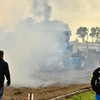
[0, 50, 11, 99]
[91, 63, 100, 100]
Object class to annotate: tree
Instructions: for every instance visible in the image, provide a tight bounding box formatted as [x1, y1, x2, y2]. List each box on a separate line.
[76, 27, 88, 42]
[96, 27, 100, 41]
[89, 27, 96, 42]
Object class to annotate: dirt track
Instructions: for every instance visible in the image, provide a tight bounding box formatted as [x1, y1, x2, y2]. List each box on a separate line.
[2, 84, 91, 100]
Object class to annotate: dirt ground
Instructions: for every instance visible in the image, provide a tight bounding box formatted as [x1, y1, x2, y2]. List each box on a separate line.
[2, 84, 91, 100]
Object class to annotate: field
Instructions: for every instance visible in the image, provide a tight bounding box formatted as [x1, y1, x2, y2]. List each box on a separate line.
[2, 84, 91, 100]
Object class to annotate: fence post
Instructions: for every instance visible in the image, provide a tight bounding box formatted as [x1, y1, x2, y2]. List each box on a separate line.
[28, 93, 34, 100]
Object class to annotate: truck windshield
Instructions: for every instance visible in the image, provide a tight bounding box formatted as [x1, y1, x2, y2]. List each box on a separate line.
[59, 31, 69, 43]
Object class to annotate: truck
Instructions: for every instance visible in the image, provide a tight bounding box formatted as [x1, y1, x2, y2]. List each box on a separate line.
[40, 28, 86, 72]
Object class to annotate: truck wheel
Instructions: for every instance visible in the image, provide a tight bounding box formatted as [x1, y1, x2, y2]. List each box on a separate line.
[59, 62, 65, 70]
[80, 60, 84, 68]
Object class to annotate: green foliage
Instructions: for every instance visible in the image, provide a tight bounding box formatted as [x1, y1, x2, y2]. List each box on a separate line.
[76, 27, 88, 42]
[76, 26, 100, 42]
[96, 27, 100, 42]
[90, 27, 96, 38]
[70, 91, 95, 100]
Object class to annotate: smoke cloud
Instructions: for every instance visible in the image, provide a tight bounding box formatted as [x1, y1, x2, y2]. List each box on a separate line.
[0, 0, 96, 88]
[31, 0, 52, 20]
[1, 15, 69, 87]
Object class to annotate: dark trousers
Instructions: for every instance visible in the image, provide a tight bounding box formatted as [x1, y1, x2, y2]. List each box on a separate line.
[0, 87, 4, 100]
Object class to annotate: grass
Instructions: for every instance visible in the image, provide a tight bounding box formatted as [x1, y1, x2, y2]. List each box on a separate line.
[70, 91, 95, 100]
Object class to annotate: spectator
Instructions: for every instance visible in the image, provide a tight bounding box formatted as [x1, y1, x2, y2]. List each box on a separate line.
[0, 50, 11, 100]
[91, 60, 100, 100]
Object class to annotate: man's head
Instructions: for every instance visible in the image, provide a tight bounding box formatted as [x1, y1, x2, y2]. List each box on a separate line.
[0, 50, 4, 58]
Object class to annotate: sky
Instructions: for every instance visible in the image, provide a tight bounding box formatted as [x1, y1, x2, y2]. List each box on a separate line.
[0, 0, 100, 41]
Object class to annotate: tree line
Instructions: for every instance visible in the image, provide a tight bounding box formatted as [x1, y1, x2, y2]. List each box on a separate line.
[76, 27, 100, 43]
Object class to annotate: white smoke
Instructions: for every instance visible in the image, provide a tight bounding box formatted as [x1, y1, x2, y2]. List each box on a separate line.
[0, 0, 94, 88]
[3, 0, 68, 87]
[0, 14, 69, 87]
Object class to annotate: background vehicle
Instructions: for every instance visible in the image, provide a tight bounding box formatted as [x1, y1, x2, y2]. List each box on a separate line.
[41, 29, 86, 72]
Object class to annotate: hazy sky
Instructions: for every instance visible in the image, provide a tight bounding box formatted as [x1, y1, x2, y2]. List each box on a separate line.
[0, 0, 100, 41]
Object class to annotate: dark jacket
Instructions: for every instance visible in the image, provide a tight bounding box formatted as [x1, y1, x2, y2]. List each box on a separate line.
[0, 57, 11, 88]
[91, 67, 100, 95]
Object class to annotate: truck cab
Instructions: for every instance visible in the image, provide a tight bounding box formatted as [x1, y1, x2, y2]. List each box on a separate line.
[41, 29, 85, 72]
